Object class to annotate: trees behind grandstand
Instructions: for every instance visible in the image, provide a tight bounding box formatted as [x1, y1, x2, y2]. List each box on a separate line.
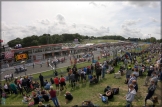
[7, 33, 161, 48]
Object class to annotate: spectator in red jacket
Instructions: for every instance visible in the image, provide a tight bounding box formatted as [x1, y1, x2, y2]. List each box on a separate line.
[60, 75, 67, 91]
[49, 86, 59, 107]
[54, 77, 59, 91]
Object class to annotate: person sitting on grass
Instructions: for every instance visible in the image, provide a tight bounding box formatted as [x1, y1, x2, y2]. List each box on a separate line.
[65, 91, 73, 104]
[90, 75, 98, 84]
[28, 94, 40, 107]
[99, 89, 114, 100]
[22, 94, 31, 103]
[38, 101, 45, 107]
[44, 80, 48, 86]
[31, 91, 37, 98]
[82, 100, 94, 107]
[44, 81, 51, 90]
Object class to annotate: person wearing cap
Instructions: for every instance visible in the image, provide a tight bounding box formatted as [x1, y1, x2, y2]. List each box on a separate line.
[144, 66, 154, 86]
[49, 86, 59, 107]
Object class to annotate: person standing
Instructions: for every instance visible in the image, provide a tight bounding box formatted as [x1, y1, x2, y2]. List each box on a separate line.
[91, 64, 94, 75]
[40, 61, 42, 67]
[60, 75, 67, 91]
[69, 73, 75, 90]
[124, 58, 128, 69]
[17, 82, 23, 95]
[96, 65, 102, 81]
[144, 66, 154, 86]
[124, 84, 136, 107]
[144, 80, 156, 106]
[49, 86, 60, 107]
[39, 74, 44, 88]
[33, 63, 35, 68]
[54, 77, 60, 91]
[101, 64, 106, 78]
[10, 72, 14, 80]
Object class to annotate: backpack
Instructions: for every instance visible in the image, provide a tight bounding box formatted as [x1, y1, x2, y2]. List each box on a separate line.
[104, 86, 111, 92]
[101, 96, 108, 103]
[112, 88, 119, 95]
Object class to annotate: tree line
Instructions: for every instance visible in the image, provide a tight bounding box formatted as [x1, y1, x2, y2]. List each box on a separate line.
[7, 33, 161, 48]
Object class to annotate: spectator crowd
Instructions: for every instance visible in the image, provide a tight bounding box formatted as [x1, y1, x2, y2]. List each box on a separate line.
[0, 43, 162, 107]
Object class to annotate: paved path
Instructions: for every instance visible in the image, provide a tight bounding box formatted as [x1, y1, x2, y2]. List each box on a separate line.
[1, 51, 101, 80]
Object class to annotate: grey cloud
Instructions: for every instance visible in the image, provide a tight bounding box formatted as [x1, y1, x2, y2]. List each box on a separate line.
[100, 26, 106, 29]
[21, 29, 28, 33]
[149, 17, 158, 22]
[37, 19, 50, 25]
[41, 19, 50, 25]
[121, 19, 141, 36]
[72, 23, 76, 28]
[154, 28, 160, 34]
[128, 1, 159, 8]
[101, 4, 106, 7]
[2, 22, 13, 31]
[61, 29, 69, 34]
[56, 14, 66, 25]
[121, 24, 143, 38]
[27, 26, 36, 30]
[122, 19, 141, 26]
[89, 1, 97, 6]
[107, 27, 109, 32]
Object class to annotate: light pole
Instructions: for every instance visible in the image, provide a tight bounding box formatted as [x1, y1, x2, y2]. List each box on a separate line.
[148, 34, 151, 43]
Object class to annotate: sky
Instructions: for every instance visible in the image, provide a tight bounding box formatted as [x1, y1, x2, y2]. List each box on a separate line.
[1, 1, 161, 43]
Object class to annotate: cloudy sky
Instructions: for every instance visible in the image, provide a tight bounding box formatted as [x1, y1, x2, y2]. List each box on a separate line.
[1, 1, 161, 43]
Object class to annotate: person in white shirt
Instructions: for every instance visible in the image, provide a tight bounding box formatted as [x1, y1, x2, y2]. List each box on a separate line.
[20, 78, 24, 84]
[9, 73, 12, 81]
[4, 83, 9, 93]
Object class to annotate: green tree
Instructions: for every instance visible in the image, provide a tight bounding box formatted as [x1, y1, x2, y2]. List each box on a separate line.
[8, 38, 22, 47]
[31, 40, 39, 46]
[39, 34, 48, 45]
[150, 37, 156, 43]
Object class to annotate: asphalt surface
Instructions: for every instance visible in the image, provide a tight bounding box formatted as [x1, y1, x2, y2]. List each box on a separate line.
[1, 51, 101, 80]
